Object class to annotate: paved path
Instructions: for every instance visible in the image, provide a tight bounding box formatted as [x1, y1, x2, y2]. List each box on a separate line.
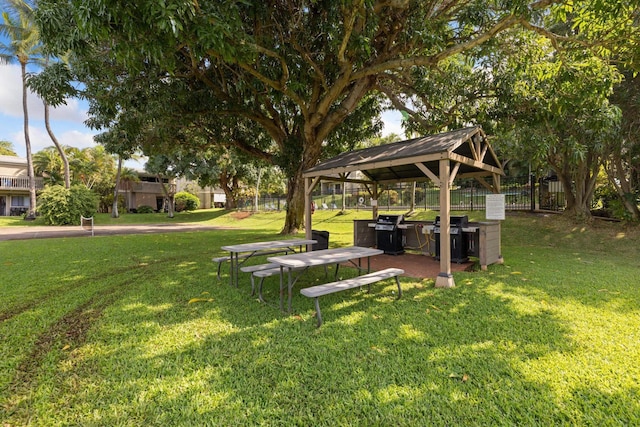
[0, 223, 225, 241]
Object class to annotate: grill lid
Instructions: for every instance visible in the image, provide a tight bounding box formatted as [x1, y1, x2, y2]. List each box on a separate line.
[374, 224, 396, 231]
[434, 215, 468, 228]
[376, 214, 404, 226]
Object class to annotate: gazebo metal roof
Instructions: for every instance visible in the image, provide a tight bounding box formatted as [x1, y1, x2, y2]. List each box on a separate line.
[303, 126, 503, 184]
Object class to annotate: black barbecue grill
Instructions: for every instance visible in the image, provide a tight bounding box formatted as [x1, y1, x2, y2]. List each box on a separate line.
[434, 215, 469, 263]
[375, 214, 405, 255]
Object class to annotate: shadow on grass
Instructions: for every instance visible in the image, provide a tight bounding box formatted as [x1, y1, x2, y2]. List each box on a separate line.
[43, 277, 577, 424]
[3, 224, 640, 425]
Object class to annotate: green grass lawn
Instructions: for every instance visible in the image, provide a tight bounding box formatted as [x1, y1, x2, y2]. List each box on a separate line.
[1, 209, 639, 425]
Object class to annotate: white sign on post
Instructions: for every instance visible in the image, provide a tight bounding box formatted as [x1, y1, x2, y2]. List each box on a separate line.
[486, 194, 506, 220]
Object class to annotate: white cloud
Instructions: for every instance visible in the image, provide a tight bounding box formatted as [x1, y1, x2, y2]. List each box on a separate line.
[0, 65, 89, 124]
[9, 126, 97, 157]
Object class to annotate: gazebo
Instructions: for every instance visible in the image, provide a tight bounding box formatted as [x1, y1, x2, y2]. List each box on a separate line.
[302, 126, 505, 288]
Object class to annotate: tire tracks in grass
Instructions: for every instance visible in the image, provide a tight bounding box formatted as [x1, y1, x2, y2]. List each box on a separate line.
[0, 255, 189, 323]
[1, 254, 194, 419]
[10, 290, 116, 388]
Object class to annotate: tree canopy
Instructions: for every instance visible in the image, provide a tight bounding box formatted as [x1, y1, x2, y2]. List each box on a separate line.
[32, 0, 640, 225]
[35, 0, 565, 232]
[1, 0, 44, 219]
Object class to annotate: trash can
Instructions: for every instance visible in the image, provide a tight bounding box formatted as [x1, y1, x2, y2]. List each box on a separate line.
[311, 230, 329, 251]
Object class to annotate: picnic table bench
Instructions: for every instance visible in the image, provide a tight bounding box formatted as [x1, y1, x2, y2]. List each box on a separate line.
[218, 239, 316, 286]
[300, 267, 404, 327]
[239, 262, 280, 296]
[212, 251, 289, 280]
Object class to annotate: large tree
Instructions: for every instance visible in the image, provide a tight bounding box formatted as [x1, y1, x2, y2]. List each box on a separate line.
[606, 69, 640, 220]
[0, 0, 42, 219]
[36, 0, 561, 233]
[489, 27, 623, 219]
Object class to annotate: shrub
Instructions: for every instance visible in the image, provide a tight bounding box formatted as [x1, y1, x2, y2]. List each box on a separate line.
[136, 205, 155, 214]
[37, 185, 98, 225]
[174, 191, 200, 212]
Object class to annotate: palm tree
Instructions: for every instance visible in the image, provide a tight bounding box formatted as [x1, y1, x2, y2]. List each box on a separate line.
[75, 146, 115, 190]
[28, 53, 76, 189]
[42, 59, 71, 189]
[0, 0, 43, 219]
[0, 140, 17, 156]
[33, 146, 64, 185]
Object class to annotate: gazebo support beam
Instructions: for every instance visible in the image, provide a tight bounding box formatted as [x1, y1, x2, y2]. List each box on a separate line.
[372, 182, 378, 219]
[415, 163, 440, 185]
[435, 159, 455, 288]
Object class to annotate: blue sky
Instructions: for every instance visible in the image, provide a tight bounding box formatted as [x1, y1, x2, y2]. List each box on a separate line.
[0, 63, 405, 166]
[0, 64, 98, 158]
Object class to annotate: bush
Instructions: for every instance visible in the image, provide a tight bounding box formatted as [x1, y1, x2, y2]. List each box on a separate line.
[37, 185, 98, 225]
[136, 205, 155, 214]
[174, 191, 200, 212]
[592, 185, 638, 221]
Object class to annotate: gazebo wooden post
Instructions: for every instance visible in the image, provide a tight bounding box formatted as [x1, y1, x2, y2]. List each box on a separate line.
[492, 173, 504, 265]
[372, 182, 378, 219]
[304, 177, 313, 248]
[435, 158, 455, 288]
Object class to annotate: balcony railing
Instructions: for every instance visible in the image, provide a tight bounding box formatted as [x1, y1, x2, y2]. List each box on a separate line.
[119, 181, 177, 194]
[0, 175, 44, 191]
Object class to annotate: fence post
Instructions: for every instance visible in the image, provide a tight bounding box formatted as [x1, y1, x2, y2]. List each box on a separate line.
[529, 174, 533, 212]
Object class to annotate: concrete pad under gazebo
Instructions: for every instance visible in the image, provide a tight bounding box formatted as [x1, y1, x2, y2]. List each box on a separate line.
[302, 126, 505, 288]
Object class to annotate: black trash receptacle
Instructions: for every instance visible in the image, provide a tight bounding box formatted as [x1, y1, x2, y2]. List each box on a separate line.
[311, 230, 329, 251]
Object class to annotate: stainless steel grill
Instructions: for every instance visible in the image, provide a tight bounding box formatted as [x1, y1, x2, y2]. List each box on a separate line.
[375, 214, 405, 255]
[433, 215, 469, 263]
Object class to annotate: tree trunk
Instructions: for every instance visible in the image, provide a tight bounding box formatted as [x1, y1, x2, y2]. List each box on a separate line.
[111, 156, 122, 218]
[22, 62, 37, 220]
[605, 155, 640, 221]
[281, 135, 321, 234]
[44, 102, 71, 189]
[554, 154, 599, 222]
[219, 172, 238, 209]
[254, 167, 261, 212]
[282, 172, 305, 234]
[156, 174, 174, 218]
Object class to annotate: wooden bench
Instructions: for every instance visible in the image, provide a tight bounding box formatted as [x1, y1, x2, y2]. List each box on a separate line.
[300, 268, 404, 327]
[212, 249, 293, 280]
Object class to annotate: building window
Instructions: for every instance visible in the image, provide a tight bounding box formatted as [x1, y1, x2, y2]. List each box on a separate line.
[11, 196, 29, 207]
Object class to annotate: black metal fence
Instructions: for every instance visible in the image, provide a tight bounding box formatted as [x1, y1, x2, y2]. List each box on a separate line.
[238, 175, 566, 213]
[238, 196, 287, 212]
